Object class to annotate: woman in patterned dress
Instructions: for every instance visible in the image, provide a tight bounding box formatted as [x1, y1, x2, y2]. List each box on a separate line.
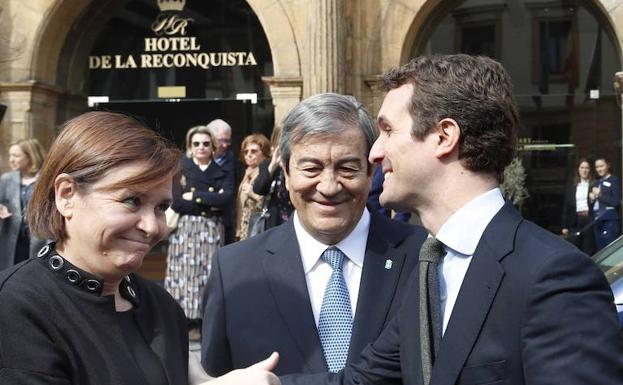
[235, 134, 270, 240]
[165, 125, 234, 338]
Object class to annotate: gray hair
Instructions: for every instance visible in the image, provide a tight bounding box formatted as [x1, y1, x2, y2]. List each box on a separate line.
[279, 93, 376, 173]
[206, 119, 232, 136]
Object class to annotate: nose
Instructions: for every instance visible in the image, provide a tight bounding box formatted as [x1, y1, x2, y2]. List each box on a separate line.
[317, 171, 342, 197]
[137, 209, 160, 239]
[368, 136, 384, 165]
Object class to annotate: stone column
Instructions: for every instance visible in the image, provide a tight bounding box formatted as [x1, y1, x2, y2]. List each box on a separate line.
[0, 81, 60, 154]
[304, 0, 345, 97]
[262, 76, 303, 126]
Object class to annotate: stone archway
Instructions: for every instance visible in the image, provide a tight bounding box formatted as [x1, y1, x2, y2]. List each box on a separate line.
[24, 0, 303, 135]
[244, 0, 303, 124]
[377, 0, 623, 233]
[391, 0, 623, 68]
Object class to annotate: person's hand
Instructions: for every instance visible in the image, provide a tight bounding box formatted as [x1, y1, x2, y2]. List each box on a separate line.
[0, 204, 12, 219]
[592, 187, 600, 197]
[204, 352, 280, 385]
[562, 228, 569, 236]
[268, 147, 281, 173]
[182, 192, 193, 201]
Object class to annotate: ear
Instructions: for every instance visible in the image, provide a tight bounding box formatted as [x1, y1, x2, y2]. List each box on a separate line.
[281, 162, 291, 192]
[54, 173, 77, 219]
[433, 118, 461, 158]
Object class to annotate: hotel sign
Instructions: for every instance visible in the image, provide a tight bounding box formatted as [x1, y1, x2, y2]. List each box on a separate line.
[89, 0, 257, 70]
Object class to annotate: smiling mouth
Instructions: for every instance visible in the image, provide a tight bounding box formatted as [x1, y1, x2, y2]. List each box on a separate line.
[314, 200, 345, 208]
[123, 238, 151, 248]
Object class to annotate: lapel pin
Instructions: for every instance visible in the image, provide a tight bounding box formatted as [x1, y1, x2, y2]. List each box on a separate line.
[384, 259, 393, 270]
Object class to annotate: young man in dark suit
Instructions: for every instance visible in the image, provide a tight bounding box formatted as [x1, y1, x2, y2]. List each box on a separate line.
[201, 93, 427, 376]
[282, 55, 623, 385]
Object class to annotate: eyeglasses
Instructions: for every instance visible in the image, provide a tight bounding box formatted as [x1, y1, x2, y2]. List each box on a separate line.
[192, 141, 211, 148]
[243, 148, 260, 155]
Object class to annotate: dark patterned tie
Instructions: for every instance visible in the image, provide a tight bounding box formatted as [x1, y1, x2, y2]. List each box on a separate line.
[418, 237, 444, 385]
[317, 247, 353, 372]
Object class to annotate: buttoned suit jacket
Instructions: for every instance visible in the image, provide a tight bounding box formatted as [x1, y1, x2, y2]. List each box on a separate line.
[170, 156, 234, 217]
[0, 171, 45, 270]
[282, 203, 623, 385]
[216, 150, 236, 228]
[592, 175, 621, 222]
[201, 209, 427, 376]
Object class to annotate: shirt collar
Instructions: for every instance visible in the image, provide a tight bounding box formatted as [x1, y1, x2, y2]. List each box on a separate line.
[435, 188, 505, 256]
[192, 158, 211, 169]
[294, 208, 370, 274]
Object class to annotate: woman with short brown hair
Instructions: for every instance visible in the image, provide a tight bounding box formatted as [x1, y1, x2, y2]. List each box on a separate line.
[235, 134, 270, 240]
[0, 111, 279, 385]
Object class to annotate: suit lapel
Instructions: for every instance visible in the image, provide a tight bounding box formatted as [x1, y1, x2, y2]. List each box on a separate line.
[430, 204, 521, 385]
[262, 221, 327, 372]
[348, 212, 410, 363]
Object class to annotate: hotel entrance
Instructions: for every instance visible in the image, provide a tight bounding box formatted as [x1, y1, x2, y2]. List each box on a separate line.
[67, 0, 277, 280]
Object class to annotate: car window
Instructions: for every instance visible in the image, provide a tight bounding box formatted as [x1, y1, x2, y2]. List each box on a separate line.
[593, 237, 623, 304]
[594, 237, 623, 281]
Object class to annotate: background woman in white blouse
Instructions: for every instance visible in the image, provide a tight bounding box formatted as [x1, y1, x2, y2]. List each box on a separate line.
[562, 158, 595, 254]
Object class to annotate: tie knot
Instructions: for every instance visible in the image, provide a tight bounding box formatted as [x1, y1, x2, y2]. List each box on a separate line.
[419, 237, 444, 264]
[322, 247, 346, 271]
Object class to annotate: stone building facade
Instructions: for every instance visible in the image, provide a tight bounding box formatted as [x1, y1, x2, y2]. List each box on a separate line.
[1, 0, 623, 232]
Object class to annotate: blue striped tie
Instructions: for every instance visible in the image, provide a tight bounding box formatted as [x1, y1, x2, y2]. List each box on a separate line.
[318, 247, 353, 372]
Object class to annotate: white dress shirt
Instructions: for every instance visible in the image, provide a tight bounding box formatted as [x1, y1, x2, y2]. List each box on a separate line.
[435, 188, 505, 334]
[294, 208, 370, 326]
[575, 181, 589, 212]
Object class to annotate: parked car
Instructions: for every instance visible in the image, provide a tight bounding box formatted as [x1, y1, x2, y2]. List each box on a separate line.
[592, 236, 623, 328]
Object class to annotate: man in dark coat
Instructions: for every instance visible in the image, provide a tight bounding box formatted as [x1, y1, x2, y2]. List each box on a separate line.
[208, 119, 236, 244]
[201, 93, 427, 376]
[281, 55, 623, 385]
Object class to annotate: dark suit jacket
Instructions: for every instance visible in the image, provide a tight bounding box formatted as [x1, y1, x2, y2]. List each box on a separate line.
[216, 150, 236, 228]
[0, 250, 189, 385]
[170, 156, 234, 218]
[283, 203, 623, 385]
[592, 175, 621, 222]
[201, 210, 427, 376]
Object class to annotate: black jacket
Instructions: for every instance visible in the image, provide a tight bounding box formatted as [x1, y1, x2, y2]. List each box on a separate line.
[201, 210, 427, 376]
[282, 204, 623, 385]
[171, 155, 235, 220]
[0, 246, 188, 385]
[252, 159, 293, 229]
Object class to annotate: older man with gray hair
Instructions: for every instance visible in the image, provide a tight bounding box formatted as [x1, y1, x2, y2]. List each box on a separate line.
[207, 118, 236, 244]
[201, 93, 426, 376]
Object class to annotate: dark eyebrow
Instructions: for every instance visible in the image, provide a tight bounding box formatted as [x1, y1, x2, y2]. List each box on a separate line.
[336, 156, 365, 166]
[295, 157, 323, 166]
[295, 156, 364, 167]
